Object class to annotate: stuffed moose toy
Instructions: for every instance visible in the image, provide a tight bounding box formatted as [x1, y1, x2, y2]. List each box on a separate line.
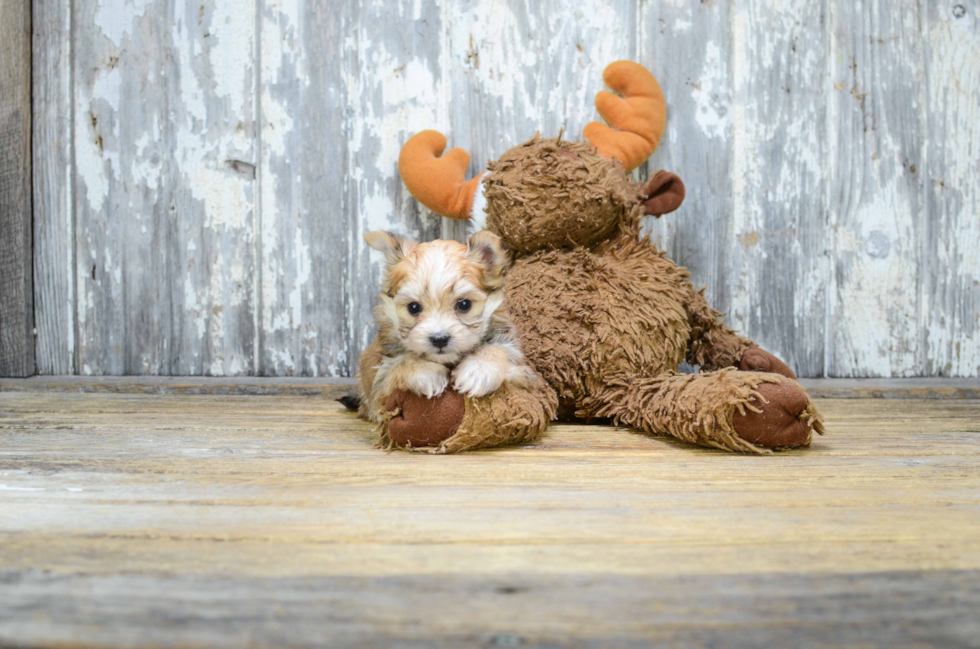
[353, 61, 824, 454]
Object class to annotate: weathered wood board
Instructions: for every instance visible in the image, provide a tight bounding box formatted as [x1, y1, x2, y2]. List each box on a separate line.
[32, 0, 74, 375]
[0, 391, 978, 645]
[827, 0, 925, 377]
[2, 570, 978, 647]
[69, 0, 257, 376]
[641, 0, 734, 325]
[923, 0, 980, 377]
[27, 0, 980, 377]
[1, 0, 34, 377]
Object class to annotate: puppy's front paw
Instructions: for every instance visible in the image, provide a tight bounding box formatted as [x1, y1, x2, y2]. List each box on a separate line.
[453, 358, 504, 398]
[405, 366, 450, 399]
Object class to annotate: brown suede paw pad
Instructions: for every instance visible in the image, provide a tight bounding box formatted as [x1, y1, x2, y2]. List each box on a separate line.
[733, 381, 811, 449]
[385, 388, 466, 448]
[738, 346, 798, 380]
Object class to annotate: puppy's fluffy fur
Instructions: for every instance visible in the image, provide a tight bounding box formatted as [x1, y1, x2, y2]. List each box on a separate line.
[358, 230, 535, 423]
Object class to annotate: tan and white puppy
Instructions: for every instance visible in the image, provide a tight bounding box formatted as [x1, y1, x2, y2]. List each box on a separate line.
[360, 230, 534, 422]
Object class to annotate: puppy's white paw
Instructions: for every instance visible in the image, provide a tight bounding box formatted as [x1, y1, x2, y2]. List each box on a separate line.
[405, 366, 449, 399]
[453, 358, 504, 398]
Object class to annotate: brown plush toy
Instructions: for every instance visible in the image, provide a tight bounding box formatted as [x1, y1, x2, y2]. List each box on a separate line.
[364, 60, 824, 454]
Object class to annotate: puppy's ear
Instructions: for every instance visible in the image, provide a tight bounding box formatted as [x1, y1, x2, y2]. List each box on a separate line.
[364, 231, 417, 267]
[467, 231, 510, 289]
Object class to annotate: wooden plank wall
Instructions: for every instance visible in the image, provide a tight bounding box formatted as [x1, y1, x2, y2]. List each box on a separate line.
[27, 0, 980, 378]
[1, 0, 34, 377]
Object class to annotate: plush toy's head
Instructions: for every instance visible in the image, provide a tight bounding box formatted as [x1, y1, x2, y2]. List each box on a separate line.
[398, 61, 686, 253]
[481, 136, 635, 252]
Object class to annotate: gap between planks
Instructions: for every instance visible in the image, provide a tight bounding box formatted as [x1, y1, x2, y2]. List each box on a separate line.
[0, 376, 977, 399]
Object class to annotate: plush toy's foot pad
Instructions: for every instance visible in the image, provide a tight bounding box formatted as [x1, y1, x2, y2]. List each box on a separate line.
[385, 388, 466, 448]
[738, 346, 797, 380]
[733, 381, 812, 449]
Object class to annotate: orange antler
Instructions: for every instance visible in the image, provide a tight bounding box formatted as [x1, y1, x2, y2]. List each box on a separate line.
[398, 130, 483, 220]
[583, 61, 667, 172]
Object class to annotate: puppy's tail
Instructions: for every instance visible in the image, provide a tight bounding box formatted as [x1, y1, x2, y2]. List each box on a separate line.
[337, 394, 361, 411]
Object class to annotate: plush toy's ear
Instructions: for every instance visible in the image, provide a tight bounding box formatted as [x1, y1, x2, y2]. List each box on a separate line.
[583, 61, 667, 172]
[641, 171, 686, 217]
[398, 130, 486, 221]
[364, 231, 417, 267]
[467, 231, 510, 289]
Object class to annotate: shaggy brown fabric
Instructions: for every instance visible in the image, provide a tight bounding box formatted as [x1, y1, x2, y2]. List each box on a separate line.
[685, 288, 754, 371]
[388, 60, 826, 455]
[483, 136, 636, 253]
[586, 369, 823, 454]
[382, 388, 466, 448]
[379, 379, 558, 454]
[506, 240, 692, 417]
[732, 380, 821, 448]
[504, 216, 768, 421]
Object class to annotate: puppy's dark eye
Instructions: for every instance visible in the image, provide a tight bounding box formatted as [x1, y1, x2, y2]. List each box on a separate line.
[407, 302, 423, 316]
[456, 299, 472, 313]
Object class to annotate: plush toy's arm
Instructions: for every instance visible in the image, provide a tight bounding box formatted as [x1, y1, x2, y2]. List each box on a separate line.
[379, 377, 558, 454]
[685, 287, 799, 380]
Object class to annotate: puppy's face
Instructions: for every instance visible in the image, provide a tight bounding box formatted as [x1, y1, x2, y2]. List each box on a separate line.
[365, 231, 509, 365]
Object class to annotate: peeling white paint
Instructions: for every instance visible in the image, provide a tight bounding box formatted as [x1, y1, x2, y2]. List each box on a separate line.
[694, 42, 729, 140]
[38, 0, 980, 378]
[93, 0, 150, 46]
[923, 3, 980, 376]
[75, 86, 110, 213]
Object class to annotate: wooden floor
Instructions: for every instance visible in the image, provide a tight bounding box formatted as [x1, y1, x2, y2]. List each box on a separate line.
[1, 381, 979, 647]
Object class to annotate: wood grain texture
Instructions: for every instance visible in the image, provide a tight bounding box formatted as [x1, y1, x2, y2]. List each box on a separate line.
[0, 0, 34, 377]
[0, 375, 357, 396]
[447, 0, 637, 189]
[728, 0, 828, 378]
[72, 0, 257, 375]
[2, 570, 978, 648]
[3, 375, 977, 399]
[641, 0, 734, 319]
[27, 0, 980, 377]
[0, 391, 978, 645]
[257, 0, 350, 377]
[827, 0, 927, 377]
[31, 0, 74, 375]
[923, 0, 980, 377]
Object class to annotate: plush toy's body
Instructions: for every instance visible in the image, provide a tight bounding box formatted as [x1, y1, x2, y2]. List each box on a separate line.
[358, 61, 824, 454]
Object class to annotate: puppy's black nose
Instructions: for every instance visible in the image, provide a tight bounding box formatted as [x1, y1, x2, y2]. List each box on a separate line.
[429, 334, 451, 350]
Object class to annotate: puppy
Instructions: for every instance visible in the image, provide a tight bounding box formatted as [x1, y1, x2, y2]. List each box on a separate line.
[357, 230, 535, 423]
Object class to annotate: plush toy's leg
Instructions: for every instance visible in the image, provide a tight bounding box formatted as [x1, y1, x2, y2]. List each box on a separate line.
[684, 289, 798, 379]
[684, 288, 753, 371]
[584, 369, 823, 453]
[379, 378, 558, 454]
